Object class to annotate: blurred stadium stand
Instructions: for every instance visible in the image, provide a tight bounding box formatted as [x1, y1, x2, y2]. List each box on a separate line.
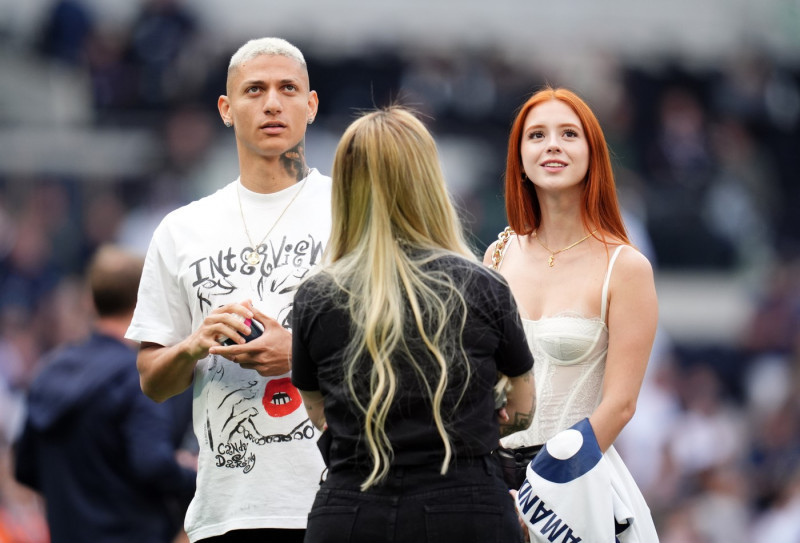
[1, 1, 799, 541]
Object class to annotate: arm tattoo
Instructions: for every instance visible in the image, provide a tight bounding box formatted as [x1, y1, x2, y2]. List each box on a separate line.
[499, 411, 534, 437]
[303, 399, 326, 430]
[499, 371, 535, 437]
[281, 141, 309, 181]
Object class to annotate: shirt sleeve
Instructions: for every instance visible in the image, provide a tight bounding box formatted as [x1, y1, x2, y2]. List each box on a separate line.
[126, 218, 193, 347]
[290, 281, 320, 391]
[492, 278, 534, 378]
[12, 419, 40, 491]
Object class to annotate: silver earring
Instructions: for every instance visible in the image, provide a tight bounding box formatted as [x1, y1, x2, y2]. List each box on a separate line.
[224, 121, 232, 128]
[307, 118, 314, 125]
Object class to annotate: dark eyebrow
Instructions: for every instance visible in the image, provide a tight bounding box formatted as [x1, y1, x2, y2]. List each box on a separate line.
[240, 78, 301, 88]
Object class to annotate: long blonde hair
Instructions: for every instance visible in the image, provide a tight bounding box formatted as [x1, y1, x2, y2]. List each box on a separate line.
[325, 106, 476, 490]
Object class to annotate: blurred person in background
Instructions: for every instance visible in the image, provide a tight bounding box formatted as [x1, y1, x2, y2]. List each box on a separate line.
[485, 86, 659, 540]
[751, 465, 800, 543]
[291, 106, 535, 543]
[13, 244, 196, 543]
[126, 37, 331, 542]
[35, 0, 95, 67]
[0, 377, 48, 543]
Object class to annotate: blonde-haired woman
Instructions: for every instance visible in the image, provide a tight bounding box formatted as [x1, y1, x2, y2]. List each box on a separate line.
[291, 107, 535, 543]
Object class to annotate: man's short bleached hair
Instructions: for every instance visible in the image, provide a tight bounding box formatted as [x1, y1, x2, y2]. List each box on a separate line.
[228, 37, 306, 72]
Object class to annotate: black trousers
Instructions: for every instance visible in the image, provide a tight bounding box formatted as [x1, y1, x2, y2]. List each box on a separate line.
[199, 529, 305, 543]
[304, 455, 524, 543]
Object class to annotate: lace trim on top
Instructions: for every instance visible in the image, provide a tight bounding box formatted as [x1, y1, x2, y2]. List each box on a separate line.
[501, 245, 625, 448]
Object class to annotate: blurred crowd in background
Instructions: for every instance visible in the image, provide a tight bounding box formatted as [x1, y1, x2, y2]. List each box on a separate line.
[1, 0, 799, 541]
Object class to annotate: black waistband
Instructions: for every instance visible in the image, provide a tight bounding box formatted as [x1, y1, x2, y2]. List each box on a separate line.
[325, 454, 497, 487]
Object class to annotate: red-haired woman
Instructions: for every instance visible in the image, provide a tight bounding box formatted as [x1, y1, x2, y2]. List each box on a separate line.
[485, 86, 660, 540]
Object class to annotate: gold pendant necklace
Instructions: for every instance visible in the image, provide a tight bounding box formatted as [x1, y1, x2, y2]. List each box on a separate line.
[246, 249, 261, 267]
[533, 229, 597, 267]
[237, 177, 308, 266]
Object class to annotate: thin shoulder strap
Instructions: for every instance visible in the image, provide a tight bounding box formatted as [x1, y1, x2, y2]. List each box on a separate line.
[600, 245, 625, 323]
[490, 227, 514, 270]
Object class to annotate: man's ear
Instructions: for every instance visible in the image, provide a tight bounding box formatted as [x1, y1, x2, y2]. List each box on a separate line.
[218, 95, 232, 126]
[307, 90, 319, 120]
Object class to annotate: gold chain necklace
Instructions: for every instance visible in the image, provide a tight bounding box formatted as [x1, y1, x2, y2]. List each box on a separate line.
[236, 177, 308, 266]
[533, 228, 597, 267]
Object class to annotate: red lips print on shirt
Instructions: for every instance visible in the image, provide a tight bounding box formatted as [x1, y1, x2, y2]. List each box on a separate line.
[262, 377, 302, 417]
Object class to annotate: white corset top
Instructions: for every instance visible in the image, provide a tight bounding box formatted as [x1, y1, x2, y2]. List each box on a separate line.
[501, 245, 624, 448]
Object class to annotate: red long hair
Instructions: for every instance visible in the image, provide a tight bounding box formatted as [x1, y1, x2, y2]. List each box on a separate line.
[504, 86, 629, 244]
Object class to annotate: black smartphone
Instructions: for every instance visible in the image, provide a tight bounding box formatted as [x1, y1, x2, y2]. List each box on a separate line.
[222, 318, 264, 346]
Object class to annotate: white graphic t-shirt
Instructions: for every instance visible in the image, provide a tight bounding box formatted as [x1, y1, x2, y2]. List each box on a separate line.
[127, 170, 331, 542]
